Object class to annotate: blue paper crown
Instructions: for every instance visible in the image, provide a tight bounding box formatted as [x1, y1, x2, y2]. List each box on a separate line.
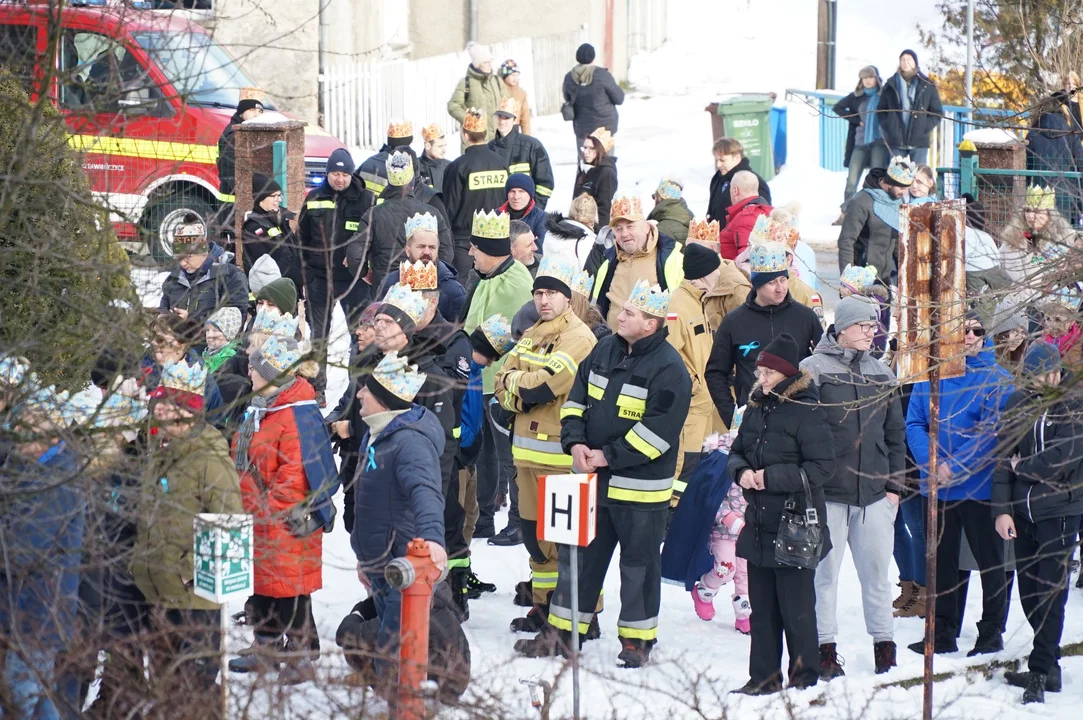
[373, 351, 427, 403]
[571, 270, 594, 298]
[25, 385, 75, 427]
[888, 155, 916, 186]
[628, 279, 671, 318]
[381, 283, 429, 325]
[480, 313, 515, 355]
[260, 335, 303, 375]
[92, 391, 149, 430]
[404, 211, 438, 239]
[251, 307, 300, 338]
[840, 264, 879, 295]
[0, 354, 30, 387]
[159, 358, 207, 396]
[536, 256, 577, 291]
[748, 237, 789, 274]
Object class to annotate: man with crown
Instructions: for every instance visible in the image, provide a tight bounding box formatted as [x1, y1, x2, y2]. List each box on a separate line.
[738, 213, 825, 327]
[419, 122, 451, 190]
[489, 97, 555, 210]
[461, 210, 535, 541]
[442, 108, 509, 279]
[519, 280, 691, 668]
[350, 149, 455, 293]
[687, 219, 753, 333]
[378, 229, 468, 324]
[356, 118, 416, 195]
[125, 358, 243, 702]
[494, 256, 598, 638]
[706, 238, 823, 428]
[590, 193, 685, 331]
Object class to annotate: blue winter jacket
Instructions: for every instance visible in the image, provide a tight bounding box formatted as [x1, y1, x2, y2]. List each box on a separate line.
[351, 405, 446, 569]
[661, 450, 733, 591]
[0, 442, 84, 652]
[905, 349, 1013, 501]
[376, 260, 468, 324]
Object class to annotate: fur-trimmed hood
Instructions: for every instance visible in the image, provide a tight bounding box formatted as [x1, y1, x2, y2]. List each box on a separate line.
[746, 369, 815, 407]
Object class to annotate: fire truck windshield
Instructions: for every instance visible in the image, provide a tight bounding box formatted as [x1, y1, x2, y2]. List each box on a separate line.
[131, 30, 274, 110]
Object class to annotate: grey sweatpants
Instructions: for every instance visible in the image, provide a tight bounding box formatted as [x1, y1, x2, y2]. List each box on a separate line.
[815, 496, 897, 644]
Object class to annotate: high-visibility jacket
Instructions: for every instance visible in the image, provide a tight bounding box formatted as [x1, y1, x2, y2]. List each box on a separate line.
[560, 327, 691, 507]
[591, 229, 684, 322]
[495, 309, 597, 470]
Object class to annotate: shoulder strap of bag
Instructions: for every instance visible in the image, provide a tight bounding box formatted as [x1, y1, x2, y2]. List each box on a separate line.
[464, 72, 472, 106]
[799, 468, 819, 526]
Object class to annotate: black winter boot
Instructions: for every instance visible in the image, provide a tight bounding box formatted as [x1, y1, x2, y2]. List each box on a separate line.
[818, 643, 845, 680]
[617, 638, 654, 668]
[1023, 672, 1047, 704]
[448, 567, 471, 621]
[873, 641, 897, 674]
[514, 625, 571, 658]
[513, 580, 534, 607]
[1005, 665, 1061, 692]
[967, 632, 1003, 657]
[730, 678, 782, 696]
[465, 568, 496, 595]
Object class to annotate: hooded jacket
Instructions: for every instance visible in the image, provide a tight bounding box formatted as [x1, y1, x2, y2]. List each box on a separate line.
[707, 157, 772, 229]
[542, 213, 595, 270]
[419, 151, 451, 191]
[377, 260, 467, 324]
[562, 63, 625, 140]
[718, 196, 773, 260]
[573, 154, 618, 228]
[489, 125, 555, 209]
[159, 242, 250, 326]
[647, 197, 693, 244]
[837, 168, 900, 284]
[706, 292, 823, 426]
[800, 332, 906, 506]
[703, 259, 752, 329]
[462, 256, 535, 393]
[905, 349, 1013, 501]
[992, 391, 1083, 523]
[877, 69, 943, 149]
[727, 371, 836, 567]
[241, 206, 303, 290]
[351, 405, 446, 569]
[591, 227, 684, 323]
[297, 175, 375, 281]
[448, 65, 509, 141]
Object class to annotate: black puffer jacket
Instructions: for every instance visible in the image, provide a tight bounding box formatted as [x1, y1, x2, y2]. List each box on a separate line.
[800, 332, 906, 507]
[727, 371, 836, 567]
[992, 391, 1083, 523]
[706, 157, 772, 228]
[296, 176, 375, 281]
[241, 206, 303, 289]
[563, 64, 625, 140]
[877, 71, 943, 150]
[574, 155, 618, 227]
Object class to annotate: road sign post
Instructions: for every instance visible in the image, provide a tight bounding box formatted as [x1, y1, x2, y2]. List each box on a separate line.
[538, 473, 598, 720]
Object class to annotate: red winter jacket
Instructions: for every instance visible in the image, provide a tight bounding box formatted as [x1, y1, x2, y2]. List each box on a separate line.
[234, 377, 323, 597]
[718, 197, 773, 260]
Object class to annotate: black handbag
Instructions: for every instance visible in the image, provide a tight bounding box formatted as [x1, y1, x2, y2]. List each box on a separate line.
[774, 469, 824, 569]
[561, 83, 579, 121]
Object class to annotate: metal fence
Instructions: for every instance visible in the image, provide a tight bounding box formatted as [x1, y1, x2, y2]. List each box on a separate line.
[323, 29, 587, 150]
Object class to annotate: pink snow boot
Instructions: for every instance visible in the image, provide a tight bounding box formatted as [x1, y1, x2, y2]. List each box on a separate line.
[691, 583, 717, 621]
[733, 595, 751, 635]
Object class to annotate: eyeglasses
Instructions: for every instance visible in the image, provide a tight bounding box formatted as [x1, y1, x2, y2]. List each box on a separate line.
[373, 317, 398, 327]
[580, 146, 594, 152]
[855, 322, 878, 333]
[965, 326, 986, 337]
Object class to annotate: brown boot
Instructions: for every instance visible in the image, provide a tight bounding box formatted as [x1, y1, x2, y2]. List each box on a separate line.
[894, 584, 926, 618]
[893, 580, 915, 609]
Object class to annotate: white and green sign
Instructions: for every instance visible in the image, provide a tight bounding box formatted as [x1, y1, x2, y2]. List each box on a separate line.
[194, 513, 253, 603]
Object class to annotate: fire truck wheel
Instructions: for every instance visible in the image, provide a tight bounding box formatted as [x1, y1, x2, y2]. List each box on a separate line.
[143, 193, 217, 266]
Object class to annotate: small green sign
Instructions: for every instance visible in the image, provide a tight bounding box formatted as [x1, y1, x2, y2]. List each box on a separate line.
[193, 514, 253, 604]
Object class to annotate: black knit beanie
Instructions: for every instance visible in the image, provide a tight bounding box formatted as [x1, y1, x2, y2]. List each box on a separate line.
[576, 43, 596, 64]
[683, 242, 722, 280]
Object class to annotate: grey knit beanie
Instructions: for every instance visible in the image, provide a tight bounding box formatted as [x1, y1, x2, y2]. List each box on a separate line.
[834, 296, 880, 333]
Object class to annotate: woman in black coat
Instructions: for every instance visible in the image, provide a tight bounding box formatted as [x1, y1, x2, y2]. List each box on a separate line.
[563, 42, 625, 147]
[573, 133, 618, 227]
[241, 174, 304, 290]
[727, 334, 836, 696]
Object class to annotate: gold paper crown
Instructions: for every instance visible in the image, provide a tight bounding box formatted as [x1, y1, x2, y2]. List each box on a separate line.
[372, 351, 427, 403]
[1025, 184, 1056, 210]
[381, 283, 429, 325]
[387, 118, 413, 139]
[571, 270, 595, 298]
[159, 358, 207, 396]
[259, 336, 302, 375]
[421, 123, 444, 142]
[590, 127, 614, 153]
[471, 209, 510, 239]
[386, 150, 415, 187]
[496, 97, 520, 117]
[251, 307, 300, 338]
[627, 279, 671, 318]
[240, 87, 264, 101]
[480, 314, 516, 356]
[688, 219, 721, 244]
[749, 215, 800, 249]
[536, 256, 577, 292]
[609, 194, 644, 223]
[404, 212, 438, 239]
[463, 108, 487, 134]
[399, 260, 439, 291]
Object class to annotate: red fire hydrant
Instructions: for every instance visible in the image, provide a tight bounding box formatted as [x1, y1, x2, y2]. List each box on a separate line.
[384, 538, 447, 720]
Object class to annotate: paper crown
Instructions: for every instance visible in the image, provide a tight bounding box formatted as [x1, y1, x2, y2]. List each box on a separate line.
[496, 96, 520, 117]
[381, 283, 429, 325]
[240, 87, 264, 101]
[386, 150, 415, 187]
[888, 155, 916, 186]
[748, 238, 790, 274]
[590, 127, 614, 153]
[372, 351, 427, 403]
[399, 260, 439, 291]
[1025, 184, 1056, 210]
[0, 354, 30, 388]
[472, 209, 510, 239]
[656, 176, 683, 200]
[259, 335, 303, 375]
[609, 194, 644, 223]
[421, 123, 444, 142]
[749, 215, 800, 250]
[463, 107, 487, 134]
[687, 218, 721, 244]
[840, 264, 880, 296]
[92, 390, 148, 430]
[404, 211, 438, 239]
[571, 269, 595, 298]
[729, 404, 746, 437]
[25, 385, 76, 427]
[251, 307, 300, 338]
[536, 256, 577, 291]
[387, 118, 413, 139]
[627, 279, 671, 318]
[481, 313, 516, 356]
[1043, 284, 1083, 312]
[159, 358, 208, 396]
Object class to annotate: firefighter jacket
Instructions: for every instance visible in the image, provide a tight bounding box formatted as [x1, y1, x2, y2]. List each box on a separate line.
[494, 309, 597, 470]
[666, 280, 714, 412]
[488, 126, 555, 208]
[296, 176, 375, 281]
[591, 228, 685, 324]
[441, 144, 509, 247]
[560, 327, 692, 508]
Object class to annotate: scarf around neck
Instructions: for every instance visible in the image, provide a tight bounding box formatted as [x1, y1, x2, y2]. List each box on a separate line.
[234, 378, 296, 473]
[865, 188, 902, 231]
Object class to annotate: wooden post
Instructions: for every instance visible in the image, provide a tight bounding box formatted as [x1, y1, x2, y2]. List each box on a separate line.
[816, 0, 829, 89]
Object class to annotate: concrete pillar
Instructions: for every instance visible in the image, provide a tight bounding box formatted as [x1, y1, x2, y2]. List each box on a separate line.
[972, 136, 1025, 241]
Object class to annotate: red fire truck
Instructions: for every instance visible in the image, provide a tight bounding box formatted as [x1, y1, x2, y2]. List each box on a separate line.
[0, 0, 345, 263]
